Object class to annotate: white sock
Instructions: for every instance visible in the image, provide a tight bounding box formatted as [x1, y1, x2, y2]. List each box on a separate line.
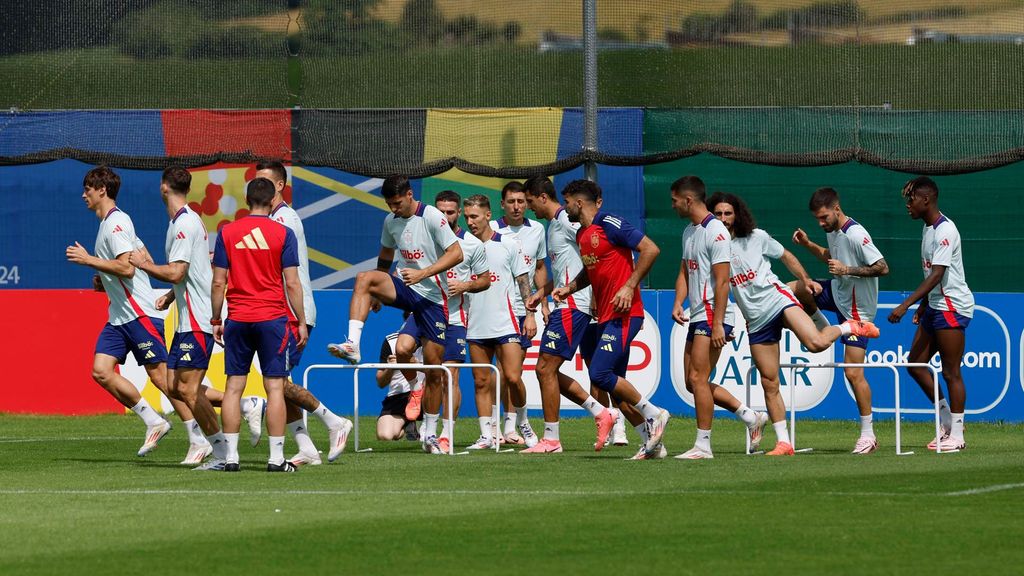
[773, 421, 790, 444]
[208, 432, 227, 460]
[478, 417, 493, 440]
[810, 309, 830, 330]
[348, 320, 364, 346]
[581, 397, 604, 417]
[514, 405, 529, 427]
[950, 413, 965, 438]
[441, 419, 454, 440]
[543, 421, 559, 441]
[131, 399, 165, 426]
[423, 412, 439, 439]
[224, 432, 240, 464]
[503, 411, 516, 435]
[734, 405, 758, 427]
[634, 422, 649, 445]
[288, 420, 317, 455]
[860, 414, 874, 438]
[695, 428, 712, 452]
[268, 435, 285, 465]
[938, 398, 952, 425]
[633, 399, 661, 421]
[312, 404, 344, 430]
[839, 322, 853, 336]
[184, 420, 206, 444]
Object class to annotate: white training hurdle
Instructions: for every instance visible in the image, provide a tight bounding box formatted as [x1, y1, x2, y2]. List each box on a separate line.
[743, 362, 946, 455]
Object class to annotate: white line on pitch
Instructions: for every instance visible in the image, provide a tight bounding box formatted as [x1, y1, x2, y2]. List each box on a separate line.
[0, 488, 929, 498]
[943, 482, 1024, 496]
[0, 437, 135, 443]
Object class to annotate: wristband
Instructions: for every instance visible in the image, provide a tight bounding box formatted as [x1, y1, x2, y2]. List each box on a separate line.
[210, 318, 222, 326]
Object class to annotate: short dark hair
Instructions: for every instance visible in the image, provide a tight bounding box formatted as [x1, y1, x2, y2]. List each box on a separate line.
[435, 190, 461, 205]
[561, 179, 602, 203]
[707, 191, 756, 239]
[246, 177, 276, 208]
[902, 176, 938, 200]
[523, 175, 556, 199]
[381, 175, 412, 199]
[501, 181, 524, 200]
[162, 166, 191, 195]
[808, 187, 840, 211]
[83, 166, 121, 200]
[463, 194, 490, 209]
[671, 176, 706, 203]
[255, 160, 287, 184]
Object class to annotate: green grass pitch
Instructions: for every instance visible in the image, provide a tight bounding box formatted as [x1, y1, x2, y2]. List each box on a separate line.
[0, 414, 1021, 575]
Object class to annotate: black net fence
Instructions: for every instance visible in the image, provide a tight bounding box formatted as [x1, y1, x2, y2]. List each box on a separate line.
[2, 0, 1023, 175]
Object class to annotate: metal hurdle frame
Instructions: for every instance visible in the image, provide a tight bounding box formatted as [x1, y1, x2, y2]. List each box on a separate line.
[744, 362, 947, 456]
[302, 362, 503, 455]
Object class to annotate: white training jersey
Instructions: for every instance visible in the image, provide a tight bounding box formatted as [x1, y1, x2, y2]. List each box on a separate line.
[547, 207, 593, 316]
[95, 207, 160, 326]
[165, 206, 213, 334]
[380, 332, 425, 398]
[491, 217, 546, 317]
[681, 214, 735, 326]
[271, 201, 317, 326]
[922, 214, 974, 317]
[826, 218, 884, 322]
[728, 229, 801, 333]
[446, 229, 488, 327]
[467, 232, 530, 339]
[381, 202, 459, 306]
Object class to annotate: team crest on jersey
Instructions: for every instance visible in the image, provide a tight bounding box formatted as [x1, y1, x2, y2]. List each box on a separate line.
[401, 230, 414, 246]
[590, 234, 600, 248]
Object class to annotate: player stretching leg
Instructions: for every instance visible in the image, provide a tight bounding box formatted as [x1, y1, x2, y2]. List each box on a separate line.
[555, 180, 671, 460]
[888, 177, 973, 451]
[709, 192, 880, 456]
[523, 175, 638, 453]
[211, 178, 308, 472]
[791, 187, 889, 454]
[671, 176, 767, 459]
[328, 175, 463, 455]
[462, 195, 538, 450]
[67, 166, 186, 458]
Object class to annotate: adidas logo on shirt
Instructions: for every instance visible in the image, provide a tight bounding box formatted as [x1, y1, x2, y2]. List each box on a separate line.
[176, 231, 186, 240]
[940, 239, 950, 247]
[862, 237, 871, 246]
[715, 234, 726, 242]
[234, 228, 271, 250]
[112, 225, 125, 234]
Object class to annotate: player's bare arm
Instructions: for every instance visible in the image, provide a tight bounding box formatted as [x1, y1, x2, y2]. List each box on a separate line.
[210, 265, 228, 345]
[449, 268, 491, 297]
[133, 254, 189, 284]
[283, 266, 308, 349]
[612, 235, 659, 313]
[155, 289, 175, 311]
[779, 249, 821, 296]
[888, 264, 946, 323]
[792, 228, 831, 263]
[533, 257, 549, 314]
[400, 242, 463, 286]
[554, 268, 591, 302]
[376, 246, 395, 272]
[710, 261, 731, 348]
[66, 243, 135, 279]
[672, 259, 689, 325]
[829, 258, 889, 278]
[516, 271, 538, 338]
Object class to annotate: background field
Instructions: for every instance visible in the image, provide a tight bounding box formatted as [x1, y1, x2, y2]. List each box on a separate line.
[1, 414, 1021, 575]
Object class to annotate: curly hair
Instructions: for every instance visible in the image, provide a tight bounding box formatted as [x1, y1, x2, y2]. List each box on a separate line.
[706, 191, 756, 239]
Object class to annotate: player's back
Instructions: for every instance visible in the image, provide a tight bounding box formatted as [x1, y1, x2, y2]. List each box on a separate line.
[271, 201, 317, 327]
[214, 215, 297, 323]
[577, 211, 644, 323]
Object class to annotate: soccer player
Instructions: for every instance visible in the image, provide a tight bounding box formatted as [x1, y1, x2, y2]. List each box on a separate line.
[66, 165, 182, 458]
[462, 194, 538, 450]
[491, 181, 548, 442]
[376, 331, 426, 441]
[671, 176, 767, 459]
[258, 161, 353, 466]
[522, 175, 633, 453]
[127, 166, 225, 467]
[791, 187, 889, 454]
[211, 177, 308, 472]
[327, 175, 464, 455]
[707, 192, 880, 456]
[552, 179, 671, 460]
[888, 176, 973, 451]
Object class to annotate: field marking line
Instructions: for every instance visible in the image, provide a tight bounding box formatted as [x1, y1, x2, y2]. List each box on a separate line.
[944, 482, 1024, 496]
[0, 488, 926, 498]
[0, 437, 135, 443]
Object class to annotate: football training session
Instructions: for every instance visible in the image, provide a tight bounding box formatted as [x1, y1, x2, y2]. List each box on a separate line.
[1, 1, 1022, 574]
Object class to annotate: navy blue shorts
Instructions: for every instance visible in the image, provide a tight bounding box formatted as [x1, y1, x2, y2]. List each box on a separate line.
[587, 316, 643, 392]
[224, 316, 297, 377]
[919, 303, 971, 333]
[813, 278, 868, 349]
[748, 305, 799, 345]
[289, 324, 313, 367]
[167, 331, 213, 370]
[95, 317, 167, 366]
[468, 334, 524, 350]
[539, 308, 592, 360]
[579, 321, 600, 360]
[390, 275, 446, 346]
[516, 315, 531, 350]
[444, 324, 468, 362]
[685, 321, 735, 343]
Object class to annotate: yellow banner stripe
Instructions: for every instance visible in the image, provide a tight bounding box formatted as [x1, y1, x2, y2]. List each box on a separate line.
[291, 167, 388, 211]
[307, 247, 351, 271]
